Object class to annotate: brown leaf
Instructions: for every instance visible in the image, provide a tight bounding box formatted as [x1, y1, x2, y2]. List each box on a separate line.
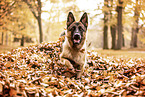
[0, 83, 3, 94]
[9, 88, 17, 97]
[5, 62, 11, 68]
[26, 91, 36, 97]
[65, 93, 73, 97]
[141, 79, 145, 85]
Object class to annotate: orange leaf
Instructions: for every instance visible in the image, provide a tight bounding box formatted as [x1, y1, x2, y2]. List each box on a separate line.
[9, 88, 17, 97]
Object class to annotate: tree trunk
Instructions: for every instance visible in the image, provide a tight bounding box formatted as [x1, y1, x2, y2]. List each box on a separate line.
[37, 16, 43, 43]
[37, 0, 43, 43]
[134, 30, 138, 47]
[1, 32, 4, 45]
[110, 0, 117, 49]
[20, 35, 24, 46]
[5, 33, 8, 45]
[130, 28, 134, 47]
[103, 0, 109, 49]
[111, 25, 116, 49]
[131, 28, 138, 47]
[116, 0, 123, 50]
[130, 0, 139, 48]
[122, 34, 125, 47]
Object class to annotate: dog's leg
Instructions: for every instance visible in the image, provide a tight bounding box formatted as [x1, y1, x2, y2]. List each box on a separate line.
[60, 58, 75, 71]
[75, 63, 84, 78]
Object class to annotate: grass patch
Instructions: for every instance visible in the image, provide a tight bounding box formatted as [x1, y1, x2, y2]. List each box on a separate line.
[93, 48, 145, 59]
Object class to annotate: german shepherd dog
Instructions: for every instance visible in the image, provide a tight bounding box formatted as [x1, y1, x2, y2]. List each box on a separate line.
[60, 12, 88, 78]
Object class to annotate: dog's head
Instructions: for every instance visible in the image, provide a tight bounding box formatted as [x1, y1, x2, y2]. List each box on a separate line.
[66, 12, 88, 50]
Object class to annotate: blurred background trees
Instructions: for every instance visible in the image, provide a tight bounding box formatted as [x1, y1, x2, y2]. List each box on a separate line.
[102, 0, 145, 50]
[103, 0, 109, 49]
[22, 0, 43, 43]
[1, 0, 145, 50]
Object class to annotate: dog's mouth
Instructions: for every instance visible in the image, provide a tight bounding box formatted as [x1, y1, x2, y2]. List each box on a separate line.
[73, 33, 81, 44]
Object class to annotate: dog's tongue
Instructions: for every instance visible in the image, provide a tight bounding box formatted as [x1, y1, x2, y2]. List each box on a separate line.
[74, 39, 80, 44]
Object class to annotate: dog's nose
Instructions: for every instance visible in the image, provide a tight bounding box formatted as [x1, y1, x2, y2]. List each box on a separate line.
[74, 34, 80, 40]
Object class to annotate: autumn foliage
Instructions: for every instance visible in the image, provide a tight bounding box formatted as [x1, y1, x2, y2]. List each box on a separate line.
[0, 38, 145, 96]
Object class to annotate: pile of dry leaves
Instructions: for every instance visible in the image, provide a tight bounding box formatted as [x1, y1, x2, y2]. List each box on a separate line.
[0, 38, 145, 97]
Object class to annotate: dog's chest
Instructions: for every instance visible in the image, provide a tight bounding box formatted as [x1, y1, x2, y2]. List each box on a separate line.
[71, 50, 85, 61]
[62, 39, 86, 64]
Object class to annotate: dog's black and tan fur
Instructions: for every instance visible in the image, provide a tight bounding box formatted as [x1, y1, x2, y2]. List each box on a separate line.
[60, 12, 88, 78]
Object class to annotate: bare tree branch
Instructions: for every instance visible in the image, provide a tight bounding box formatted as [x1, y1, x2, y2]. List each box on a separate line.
[37, 0, 41, 15]
[22, 0, 38, 19]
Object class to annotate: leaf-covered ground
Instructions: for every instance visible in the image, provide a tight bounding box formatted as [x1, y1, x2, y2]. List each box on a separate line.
[0, 39, 145, 97]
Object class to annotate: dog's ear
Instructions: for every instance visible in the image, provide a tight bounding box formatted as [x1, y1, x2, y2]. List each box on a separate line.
[67, 12, 75, 28]
[80, 12, 88, 28]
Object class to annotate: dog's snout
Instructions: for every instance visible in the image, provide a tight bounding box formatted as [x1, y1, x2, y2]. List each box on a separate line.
[74, 34, 81, 40]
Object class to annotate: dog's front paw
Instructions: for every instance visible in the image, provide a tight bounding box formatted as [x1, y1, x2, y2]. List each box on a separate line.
[60, 58, 74, 69]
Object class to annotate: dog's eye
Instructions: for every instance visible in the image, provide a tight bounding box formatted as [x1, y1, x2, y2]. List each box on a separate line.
[79, 26, 84, 31]
[71, 27, 76, 31]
